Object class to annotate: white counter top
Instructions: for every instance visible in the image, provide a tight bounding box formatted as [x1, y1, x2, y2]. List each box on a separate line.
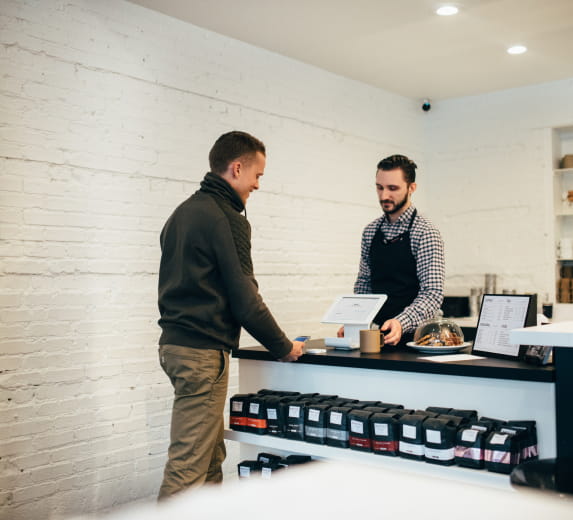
[510, 321, 573, 347]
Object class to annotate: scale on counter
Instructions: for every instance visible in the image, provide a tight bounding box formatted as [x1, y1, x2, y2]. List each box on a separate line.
[321, 294, 387, 350]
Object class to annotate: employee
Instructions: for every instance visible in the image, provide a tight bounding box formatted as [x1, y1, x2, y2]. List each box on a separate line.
[349, 154, 445, 345]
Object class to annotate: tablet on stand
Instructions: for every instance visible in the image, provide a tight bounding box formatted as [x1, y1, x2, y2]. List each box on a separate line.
[322, 294, 387, 350]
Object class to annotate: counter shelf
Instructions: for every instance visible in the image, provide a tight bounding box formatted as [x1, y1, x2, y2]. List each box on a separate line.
[224, 429, 512, 490]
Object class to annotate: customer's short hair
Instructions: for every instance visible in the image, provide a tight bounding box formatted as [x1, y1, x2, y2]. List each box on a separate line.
[377, 154, 417, 183]
[209, 131, 266, 174]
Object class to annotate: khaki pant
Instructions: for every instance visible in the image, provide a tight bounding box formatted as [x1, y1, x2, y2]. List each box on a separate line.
[158, 344, 229, 501]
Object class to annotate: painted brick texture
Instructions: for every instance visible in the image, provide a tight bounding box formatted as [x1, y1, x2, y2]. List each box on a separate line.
[0, 1, 421, 518]
[2, 1, 571, 518]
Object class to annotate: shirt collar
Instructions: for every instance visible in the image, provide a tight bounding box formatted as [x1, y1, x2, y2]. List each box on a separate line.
[381, 205, 416, 225]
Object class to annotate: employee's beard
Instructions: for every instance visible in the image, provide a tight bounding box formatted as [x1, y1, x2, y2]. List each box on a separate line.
[380, 193, 409, 216]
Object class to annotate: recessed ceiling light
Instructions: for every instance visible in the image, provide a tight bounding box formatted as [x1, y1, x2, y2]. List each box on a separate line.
[436, 5, 459, 16]
[507, 45, 527, 55]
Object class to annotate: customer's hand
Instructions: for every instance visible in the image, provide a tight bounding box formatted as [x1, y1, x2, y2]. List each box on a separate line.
[381, 319, 402, 345]
[337, 326, 344, 337]
[280, 340, 304, 362]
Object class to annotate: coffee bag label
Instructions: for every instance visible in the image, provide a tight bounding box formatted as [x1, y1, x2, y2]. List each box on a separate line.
[289, 406, 300, 418]
[351, 420, 364, 434]
[308, 409, 320, 422]
[403, 424, 417, 439]
[462, 429, 479, 442]
[491, 433, 508, 445]
[426, 429, 441, 444]
[330, 412, 342, 425]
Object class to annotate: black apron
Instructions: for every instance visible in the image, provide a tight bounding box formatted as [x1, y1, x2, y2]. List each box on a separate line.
[370, 209, 419, 328]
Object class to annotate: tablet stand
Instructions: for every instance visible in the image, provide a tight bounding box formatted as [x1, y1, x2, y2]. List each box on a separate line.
[321, 294, 387, 350]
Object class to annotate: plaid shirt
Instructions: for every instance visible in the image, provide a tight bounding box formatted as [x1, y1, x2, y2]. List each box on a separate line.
[354, 206, 445, 333]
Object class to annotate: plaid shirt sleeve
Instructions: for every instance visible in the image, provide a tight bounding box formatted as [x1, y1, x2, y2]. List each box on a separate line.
[394, 220, 445, 333]
[353, 219, 380, 294]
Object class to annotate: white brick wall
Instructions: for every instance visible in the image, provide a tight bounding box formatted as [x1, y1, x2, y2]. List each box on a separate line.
[424, 79, 573, 299]
[2, 1, 571, 517]
[0, 1, 421, 518]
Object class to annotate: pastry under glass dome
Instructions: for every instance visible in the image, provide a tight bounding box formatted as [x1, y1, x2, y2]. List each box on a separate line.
[413, 317, 464, 346]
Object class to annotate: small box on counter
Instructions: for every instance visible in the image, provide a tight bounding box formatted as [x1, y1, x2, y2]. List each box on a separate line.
[423, 417, 458, 466]
[399, 414, 428, 460]
[263, 396, 287, 437]
[238, 452, 314, 480]
[348, 410, 374, 451]
[230, 393, 254, 432]
[325, 397, 358, 407]
[414, 410, 439, 419]
[387, 408, 414, 417]
[314, 394, 339, 402]
[246, 394, 270, 435]
[257, 453, 285, 479]
[284, 401, 308, 440]
[325, 406, 354, 448]
[351, 401, 383, 409]
[304, 403, 332, 444]
[503, 420, 538, 462]
[455, 426, 490, 469]
[477, 417, 507, 430]
[437, 414, 466, 428]
[257, 452, 283, 465]
[426, 406, 452, 415]
[238, 459, 263, 479]
[371, 412, 401, 456]
[294, 392, 320, 400]
[484, 430, 521, 474]
[378, 402, 404, 410]
[362, 406, 389, 414]
[448, 409, 478, 422]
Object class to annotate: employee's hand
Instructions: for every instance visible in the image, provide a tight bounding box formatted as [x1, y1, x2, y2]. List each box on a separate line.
[337, 326, 344, 338]
[280, 340, 304, 362]
[381, 319, 402, 346]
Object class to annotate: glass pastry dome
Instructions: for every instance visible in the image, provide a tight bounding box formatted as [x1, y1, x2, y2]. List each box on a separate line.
[413, 316, 464, 346]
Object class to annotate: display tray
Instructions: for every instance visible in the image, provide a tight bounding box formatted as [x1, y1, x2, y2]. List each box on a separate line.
[405, 341, 472, 354]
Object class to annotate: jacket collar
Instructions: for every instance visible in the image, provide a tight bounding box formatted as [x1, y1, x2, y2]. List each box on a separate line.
[200, 172, 245, 212]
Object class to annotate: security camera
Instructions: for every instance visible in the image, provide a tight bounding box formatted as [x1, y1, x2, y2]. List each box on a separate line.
[422, 99, 431, 112]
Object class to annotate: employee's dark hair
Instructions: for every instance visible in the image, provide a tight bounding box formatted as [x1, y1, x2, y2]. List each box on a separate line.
[209, 131, 266, 175]
[377, 154, 417, 183]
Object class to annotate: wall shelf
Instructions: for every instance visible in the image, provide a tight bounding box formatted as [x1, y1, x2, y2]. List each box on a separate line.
[552, 126, 573, 303]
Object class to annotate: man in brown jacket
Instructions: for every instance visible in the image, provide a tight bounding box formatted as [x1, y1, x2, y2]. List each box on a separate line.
[157, 131, 303, 500]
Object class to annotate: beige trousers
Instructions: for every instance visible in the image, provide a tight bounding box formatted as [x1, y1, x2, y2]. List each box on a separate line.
[158, 344, 229, 501]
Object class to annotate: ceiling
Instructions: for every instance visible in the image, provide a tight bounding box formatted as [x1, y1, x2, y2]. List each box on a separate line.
[128, 0, 573, 100]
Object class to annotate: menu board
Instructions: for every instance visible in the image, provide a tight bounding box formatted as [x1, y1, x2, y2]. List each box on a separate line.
[472, 295, 533, 359]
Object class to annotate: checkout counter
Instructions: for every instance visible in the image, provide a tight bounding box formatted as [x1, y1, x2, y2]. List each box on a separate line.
[225, 338, 556, 490]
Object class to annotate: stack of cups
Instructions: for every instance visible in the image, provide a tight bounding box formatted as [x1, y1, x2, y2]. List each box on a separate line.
[469, 288, 483, 317]
[484, 273, 497, 294]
